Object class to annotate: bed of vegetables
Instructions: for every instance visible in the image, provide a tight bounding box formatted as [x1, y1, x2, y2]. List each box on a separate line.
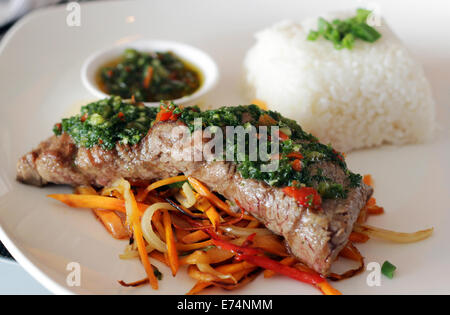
[48, 173, 432, 295]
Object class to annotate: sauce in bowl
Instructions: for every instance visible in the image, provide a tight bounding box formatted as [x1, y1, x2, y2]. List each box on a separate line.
[97, 49, 202, 103]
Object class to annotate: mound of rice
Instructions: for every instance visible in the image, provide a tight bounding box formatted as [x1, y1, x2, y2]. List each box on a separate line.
[244, 13, 435, 152]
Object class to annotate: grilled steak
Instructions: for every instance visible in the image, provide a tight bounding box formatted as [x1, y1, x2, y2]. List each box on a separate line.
[17, 102, 372, 275]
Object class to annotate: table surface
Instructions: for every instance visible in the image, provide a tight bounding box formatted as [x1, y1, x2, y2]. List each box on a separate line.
[0, 258, 50, 294]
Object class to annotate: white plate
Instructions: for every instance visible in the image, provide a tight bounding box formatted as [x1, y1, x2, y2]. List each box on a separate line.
[0, 0, 449, 295]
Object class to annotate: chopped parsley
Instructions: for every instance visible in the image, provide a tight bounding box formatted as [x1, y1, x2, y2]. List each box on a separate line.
[307, 8, 381, 49]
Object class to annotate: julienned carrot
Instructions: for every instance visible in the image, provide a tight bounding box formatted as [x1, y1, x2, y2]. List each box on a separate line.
[215, 261, 254, 274]
[175, 227, 190, 243]
[48, 194, 149, 214]
[187, 177, 255, 221]
[367, 205, 384, 215]
[317, 282, 343, 295]
[206, 207, 221, 228]
[176, 240, 214, 252]
[152, 210, 166, 242]
[163, 210, 179, 276]
[149, 250, 169, 266]
[187, 281, 212, 295]
[137, 175, 187, 201]
[193, 196, 222, 229]
[126, 186, 159, 290]
[349, 231, 370, 243]
[134, 221, 158, 289]
[182, 230, 209, 244]
[74, 187, 129, 239]
[364, 197, 384, 215]
[188, 177, 228, 212]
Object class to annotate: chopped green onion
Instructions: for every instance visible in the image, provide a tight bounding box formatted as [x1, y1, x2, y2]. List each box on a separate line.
[355, 8, 372, 23]
[381, 261, 397, 279]
[342, 33, 355, 50]
[307, 8, 381, 50]
[351, 23, 381, 43]
[307, 31, 319, 41]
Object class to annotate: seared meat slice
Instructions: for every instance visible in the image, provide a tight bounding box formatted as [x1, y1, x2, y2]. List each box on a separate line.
[17, 121, 372, 275]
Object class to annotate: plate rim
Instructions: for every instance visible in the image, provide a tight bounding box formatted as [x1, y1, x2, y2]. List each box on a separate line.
[0, 5, 75, 295]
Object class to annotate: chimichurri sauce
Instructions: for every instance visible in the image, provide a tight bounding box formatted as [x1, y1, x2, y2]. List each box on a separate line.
[53, 98, 361, 201]
[99, 49, 201, 102]
[176, 104, 361, 198]
[53, 97, 158, 150]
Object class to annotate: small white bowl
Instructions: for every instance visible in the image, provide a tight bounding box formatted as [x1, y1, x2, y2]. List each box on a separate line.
[81, 40, 219, 107]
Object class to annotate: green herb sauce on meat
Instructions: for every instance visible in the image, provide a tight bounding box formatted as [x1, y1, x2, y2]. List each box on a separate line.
[53, 97, 361, 199]
[177, 104, 361, 197]
[53, 97, 158, 150]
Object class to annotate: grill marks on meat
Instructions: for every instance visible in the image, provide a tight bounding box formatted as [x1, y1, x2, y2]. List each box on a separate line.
[16, 121, 372, 275]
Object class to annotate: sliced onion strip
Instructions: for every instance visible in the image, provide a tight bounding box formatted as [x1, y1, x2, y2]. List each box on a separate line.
[175, 182, 197, 209]
[220, 225, 272, 237]
[354, 223, 433, 244]
[141, 202, 176, 252]
[182, 182, 197, 207]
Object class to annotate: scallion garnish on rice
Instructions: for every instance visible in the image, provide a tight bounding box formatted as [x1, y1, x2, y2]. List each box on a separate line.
[307, 8, 381, 49]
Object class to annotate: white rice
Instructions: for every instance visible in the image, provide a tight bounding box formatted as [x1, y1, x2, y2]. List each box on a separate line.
[244, 13, 435, 152]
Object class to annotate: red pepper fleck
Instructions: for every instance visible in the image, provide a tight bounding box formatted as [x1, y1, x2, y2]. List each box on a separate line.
[291, 159, 302, 172]
[283, 186, 322, 209]
[278, 131, 289, 141]
[81, 113, 88, 122]
[155, 104, 180, 122]
[98, 139, 103, 145]
[118, 112, 125, 120]
[55, 123, 62, 131]
[332, 149, 345, 162]
[286, 152, 304, 160]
